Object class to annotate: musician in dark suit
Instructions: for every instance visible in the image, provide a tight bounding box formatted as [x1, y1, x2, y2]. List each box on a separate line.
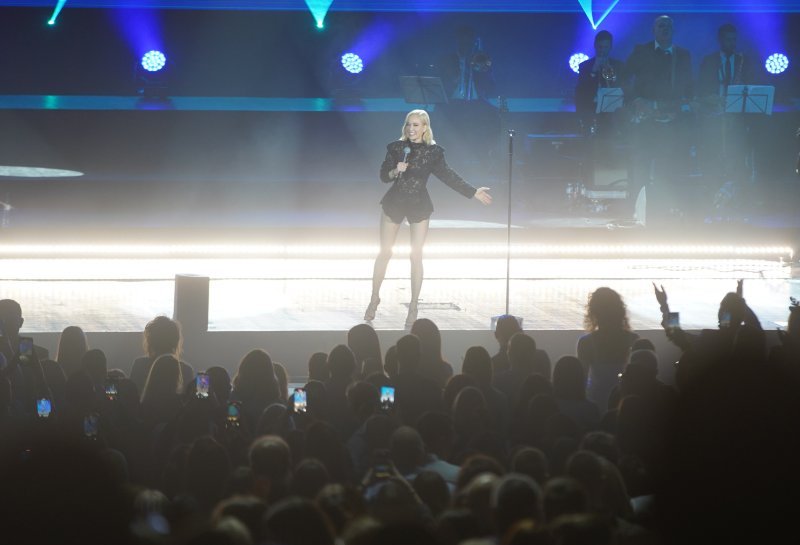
[575, 30, 625, 133]
[437, 25, 495, 102]
[697, 24, 754, 98]
[625, 15, 693, 116]
[697, 24, 756, 194]
[623, 15, 694, 225]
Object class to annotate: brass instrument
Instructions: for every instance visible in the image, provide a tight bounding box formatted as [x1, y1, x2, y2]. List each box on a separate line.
[600, 63, 617, 86]
[470, 50, 492, 73]
[456, 37, 491, 101]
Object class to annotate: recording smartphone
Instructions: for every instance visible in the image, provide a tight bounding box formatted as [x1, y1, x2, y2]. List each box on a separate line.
[37, 398, 52, 418]
[666, 312, 680, 332]
[18, 337, 34, 365]
[719, 311, 732, 328]
[380, 386, 395, 410]
[292, 388, 307, 414]
[226, 401, 241, 428]
[104, 380, 118, 401]
[83, 413, 99, 439]
[195, 373, 210, 399]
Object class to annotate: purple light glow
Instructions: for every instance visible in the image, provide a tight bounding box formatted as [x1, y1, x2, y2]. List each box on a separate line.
[110, 9, 163, 59]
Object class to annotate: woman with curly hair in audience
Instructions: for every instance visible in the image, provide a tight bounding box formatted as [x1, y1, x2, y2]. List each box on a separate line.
[577, 287, 639, 407]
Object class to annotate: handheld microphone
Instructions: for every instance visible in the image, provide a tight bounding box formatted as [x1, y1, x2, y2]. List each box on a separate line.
[399, 146, 411, 180]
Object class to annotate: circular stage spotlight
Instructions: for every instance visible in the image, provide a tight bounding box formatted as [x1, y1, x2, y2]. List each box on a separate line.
[765, 53, 789, 75]
[141, 50, 167, 72]
[569, 53, 589, 74]
[341, 53, 364, 74]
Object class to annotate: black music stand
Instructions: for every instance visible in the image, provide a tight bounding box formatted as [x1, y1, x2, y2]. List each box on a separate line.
[595, 88, 624, 113]
[725, 85, 774, 115]
[399, 76, 448, 109]
[714, 85, 774, 213]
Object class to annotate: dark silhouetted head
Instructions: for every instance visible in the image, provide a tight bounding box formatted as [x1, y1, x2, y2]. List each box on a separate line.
[584, 287, 630, 332]
[495, 315, 523, 347]
[462, 345, 493, 387]
[491, 473, 544, 538]
[396, 334, 422, 375]
[143, 315, 182, 359]
[263, 497, 335, 545]
[328, 344, 357, 382]
[308, 351, 330, 382]
[552, 356, 587, 401]
[348, 323, 383, 376]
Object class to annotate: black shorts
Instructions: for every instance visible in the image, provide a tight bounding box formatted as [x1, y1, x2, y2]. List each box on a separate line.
[381, 202, 431, 224]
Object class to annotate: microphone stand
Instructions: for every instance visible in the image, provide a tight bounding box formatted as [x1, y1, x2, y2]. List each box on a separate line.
[491, 129, 522, 330]
[504, 129, 514, 315]
[491, 124, 520, 330]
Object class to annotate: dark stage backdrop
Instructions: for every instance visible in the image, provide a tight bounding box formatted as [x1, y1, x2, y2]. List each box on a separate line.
[0, 9, 798, 98]
[0, 8, 798, 232]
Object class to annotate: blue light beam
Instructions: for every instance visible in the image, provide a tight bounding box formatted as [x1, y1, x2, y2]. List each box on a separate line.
[48, 0, 68, 25]
[304, 0, 334, 29]
[576, 0, 621, 30]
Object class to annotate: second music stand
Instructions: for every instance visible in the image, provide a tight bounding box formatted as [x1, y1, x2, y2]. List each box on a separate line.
[399, 76, 448, 109]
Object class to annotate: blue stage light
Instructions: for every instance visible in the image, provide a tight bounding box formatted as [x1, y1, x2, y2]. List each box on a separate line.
[305, 0, 333, 29]
[48, 0, 68, 26]
[569, 53, 589, 74]
[577, 0, 621, 30]
[141, 50, 166, 72]
[765, 53, 789, 75]
[341, 53, 364, 74]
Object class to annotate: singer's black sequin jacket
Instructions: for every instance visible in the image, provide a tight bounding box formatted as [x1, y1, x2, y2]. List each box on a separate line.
[379, 140, 477, 223]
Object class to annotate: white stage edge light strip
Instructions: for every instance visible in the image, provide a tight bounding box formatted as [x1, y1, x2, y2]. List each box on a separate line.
[0, 258, 791, 282]
[0, 243, 794, 259]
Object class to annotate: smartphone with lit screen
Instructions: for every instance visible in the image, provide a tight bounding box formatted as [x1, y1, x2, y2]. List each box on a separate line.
[37, 398, 52, 419]
[196, 373, 210, 399]
[104, 380, 118, 401]
[18, 337, 34, 365]
[380, 386, 395, 410]
[666, 312, 680, 333]
[293, 388, 307, 414]
[226, 401, 241, 428]
[84, 413, 99, 439]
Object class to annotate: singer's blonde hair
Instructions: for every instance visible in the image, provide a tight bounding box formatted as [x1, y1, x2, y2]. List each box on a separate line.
[399, 109, 435, 145]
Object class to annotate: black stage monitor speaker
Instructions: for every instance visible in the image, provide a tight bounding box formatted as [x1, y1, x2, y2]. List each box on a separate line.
[174, 274, 209, 334]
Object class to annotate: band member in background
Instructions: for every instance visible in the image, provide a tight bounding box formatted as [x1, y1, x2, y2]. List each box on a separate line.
[697, 24, 755, 204]
[575, 30, 625, 133]
[625, 15, 693, 119]
[439, 25, 495, 101]
[697, 24, 753, 99]
[435, 26, 500, 173]
[623, 15, 694, 225]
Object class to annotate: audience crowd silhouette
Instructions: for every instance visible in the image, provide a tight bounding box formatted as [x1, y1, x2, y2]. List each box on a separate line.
[0, 284, 798, 545]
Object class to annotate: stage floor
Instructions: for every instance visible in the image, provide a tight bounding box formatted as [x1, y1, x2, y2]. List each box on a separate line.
[2, 257, 796, 333]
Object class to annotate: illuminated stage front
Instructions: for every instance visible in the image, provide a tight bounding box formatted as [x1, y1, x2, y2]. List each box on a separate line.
[2, 244, 796, 382]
